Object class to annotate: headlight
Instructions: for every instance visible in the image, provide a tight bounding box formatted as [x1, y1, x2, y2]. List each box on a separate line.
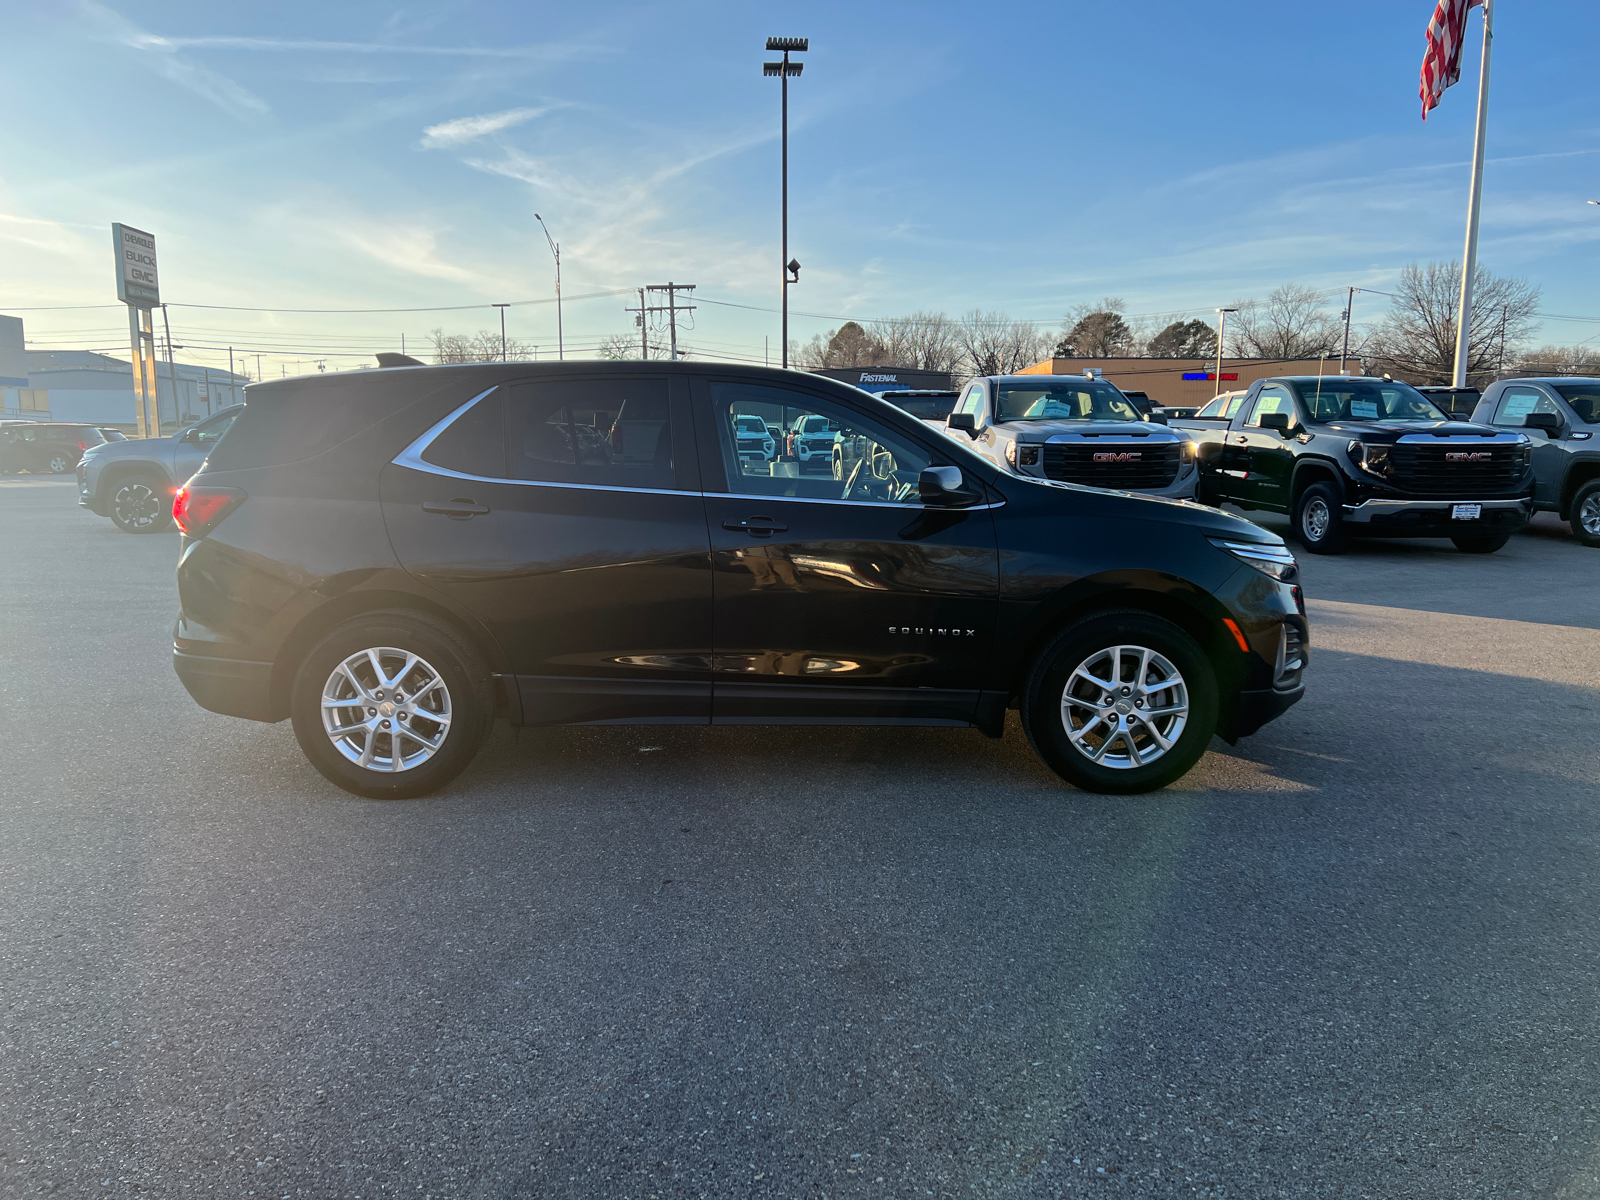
[1005, 440, 1017, 466]
[1208, 537, 1298, 582]
[1347, 440, 1390, 476]
[1180, 440, 1198, 464]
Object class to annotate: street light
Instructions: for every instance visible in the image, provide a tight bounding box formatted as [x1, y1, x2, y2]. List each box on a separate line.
[1213, 308, 1238, 398]
[764, 36, 807, 369]
[534, 214, 563, 360]
[492, 302, 510, 361]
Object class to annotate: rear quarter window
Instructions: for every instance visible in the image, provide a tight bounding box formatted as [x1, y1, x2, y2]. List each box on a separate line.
[206, 378, 446, 470]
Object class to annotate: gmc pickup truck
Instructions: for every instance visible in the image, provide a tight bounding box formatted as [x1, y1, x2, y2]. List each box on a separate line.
[1181, 376, 1533, 554]
[1470, 377, 1600, 546]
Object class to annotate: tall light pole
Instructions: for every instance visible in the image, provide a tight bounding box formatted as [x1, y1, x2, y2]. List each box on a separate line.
[534, 214, 563, 360]
[1339, 287, 1355, 374]
[493, 303, 509, 361]
[764, 36, 806, 369]
[1450, 0, 1494, 389]
[1214, 308, 1237, 398]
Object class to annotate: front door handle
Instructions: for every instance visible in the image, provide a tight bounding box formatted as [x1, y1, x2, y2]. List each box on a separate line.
[1234, 436, 1249, 444]
[723, 515, 788, 537]
[423, 497, 490, 520]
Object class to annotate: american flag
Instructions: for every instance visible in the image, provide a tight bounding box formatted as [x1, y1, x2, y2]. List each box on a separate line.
[1420, 0, 1483, 120]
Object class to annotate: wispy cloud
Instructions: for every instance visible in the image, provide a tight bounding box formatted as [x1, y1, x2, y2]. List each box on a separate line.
[422, 107, 553, 149]
[79, 1, 270, 119]
[123, 34, 606, 62]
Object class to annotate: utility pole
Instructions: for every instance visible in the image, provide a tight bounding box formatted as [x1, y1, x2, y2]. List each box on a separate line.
[764, 37, 807, 369]
[160, 304, 180, 429]
[645, 283, 696, 361]
[1451, 0, 1494, 388]
[628, 288, 649, 359]
[493, 303, 509, 361]
[1213, 308, 1237, 398]
[534, 214, 563, 359]
[228, 346, 236, 406]
[1339, 287, 1355, 374]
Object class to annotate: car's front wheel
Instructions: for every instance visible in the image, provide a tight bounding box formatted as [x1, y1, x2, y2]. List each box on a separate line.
[49, 454, 70, 474]
[1294, 481, 1348, 554]
[290, 611, 493, 799]
[108, 476, 172, 533]
[1570, 479, 1600, 548]
[1021, 612, 1219, 794]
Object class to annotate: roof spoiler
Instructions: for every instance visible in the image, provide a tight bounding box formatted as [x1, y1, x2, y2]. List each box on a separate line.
[375, 352, 426, 368]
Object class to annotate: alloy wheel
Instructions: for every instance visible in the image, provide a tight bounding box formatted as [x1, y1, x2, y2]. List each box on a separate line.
[113, 482, 165, 530]
[1582, 493, 1600, 537]
[1060, 644, 1190, 769]
[49, 455, 69, 473]
[321, 647, 452, 773]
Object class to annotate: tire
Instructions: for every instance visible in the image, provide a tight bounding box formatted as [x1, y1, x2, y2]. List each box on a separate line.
[1450, 533, 1510, 554]
[1294, 481, 1347, 554]
[1570, 479, 1600, 548]
[289, 611, 493, 799]
[1021, 611, 1219, 795]
[1194, 472, 1222, 507]
[49, 454, 70, 474]
[108, 475, 172, 533]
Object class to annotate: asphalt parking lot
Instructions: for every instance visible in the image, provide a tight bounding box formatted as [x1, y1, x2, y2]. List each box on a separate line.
[3, 474, 1598, 1200]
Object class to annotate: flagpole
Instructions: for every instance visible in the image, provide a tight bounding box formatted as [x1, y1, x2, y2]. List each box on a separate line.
[1451, 0, 1493, 388]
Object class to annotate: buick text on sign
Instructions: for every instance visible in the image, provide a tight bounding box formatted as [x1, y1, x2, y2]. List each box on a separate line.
[112, 223, 160, 307]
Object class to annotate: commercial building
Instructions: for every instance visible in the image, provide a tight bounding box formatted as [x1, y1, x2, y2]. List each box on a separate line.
[0, 314, 246, 429]
[810, 366, 954, 394]
[1020, 357, 1340, 408]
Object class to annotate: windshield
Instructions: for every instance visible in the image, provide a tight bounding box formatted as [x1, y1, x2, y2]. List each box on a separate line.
[994, 382, 1141, 423]
[1292, 380, 1448, 422]
[735, 418, 767, 435]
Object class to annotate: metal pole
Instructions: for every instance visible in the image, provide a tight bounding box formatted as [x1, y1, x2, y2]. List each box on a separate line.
[161, 303, 180, 426]
[1452, 0, 1494, 389]
[554, 243, 563, 360]
[781, 50, 789, 370]
[256, 353, 262, 384]
[203, 367, 211, 416]
[128, 305, 151, 437]
[639, 288, 649, 360]
[494, 303, 509, 361]
[1340, 287, 1355, 373]
[668, 283, 679, 361]
[1214, 310, 1234, 398]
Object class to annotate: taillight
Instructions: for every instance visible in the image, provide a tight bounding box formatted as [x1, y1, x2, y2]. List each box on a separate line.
[172, 485, 245, 537]
[78, 440, 87, 451]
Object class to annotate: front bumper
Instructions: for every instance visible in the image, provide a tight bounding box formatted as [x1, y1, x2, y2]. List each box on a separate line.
[1226, 681, 1305, 741]
[1341, 495, 1531, 536]
[173, 648, 279, 722]
[76, 464, 105, 514]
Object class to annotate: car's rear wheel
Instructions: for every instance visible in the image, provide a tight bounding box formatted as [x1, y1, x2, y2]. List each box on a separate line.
[49, 454, 70, 474]
[1450, 532, 1510, 554]
[290, 612, 493, 799]
[1021, 611, 1218, 794]
[1294, 481, 1348, 554]
[109, 476, 171, 533]
[1570, 479, 1600, 548]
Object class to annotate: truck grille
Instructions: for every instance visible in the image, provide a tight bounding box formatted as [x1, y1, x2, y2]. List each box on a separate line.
[1389, 443, 1523, 494]
[1042, 442, 1180, 489]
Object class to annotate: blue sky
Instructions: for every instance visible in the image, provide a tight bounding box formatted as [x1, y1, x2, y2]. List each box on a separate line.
[3, 0, 1599, 377]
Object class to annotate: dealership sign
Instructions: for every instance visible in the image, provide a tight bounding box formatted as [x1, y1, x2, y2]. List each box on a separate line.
[1182, 371, 1238, 381]
[112, 223, 160, 307]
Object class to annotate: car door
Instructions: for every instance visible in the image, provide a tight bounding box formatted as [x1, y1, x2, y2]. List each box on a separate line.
[380, 371, 714, 725]
[695, 377, 999, 725]
[172, 409, 241, 484]
[1236, 384, 1300, 511]
[1491, 385, 1566, 506]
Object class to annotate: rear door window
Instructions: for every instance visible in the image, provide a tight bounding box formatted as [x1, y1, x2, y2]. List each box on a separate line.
[507, 378, 674, 490]
[420, 389, 506, 477]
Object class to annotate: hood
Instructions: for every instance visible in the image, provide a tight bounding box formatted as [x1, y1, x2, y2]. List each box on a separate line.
[1004, 420, 1179, 442]
[1326, 418, 1505, 442]
[1011, 476, 1286, 545]
[81, 435, 175, 461]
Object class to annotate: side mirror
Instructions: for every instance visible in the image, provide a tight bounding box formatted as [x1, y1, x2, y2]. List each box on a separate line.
[180, 427, 202, 445]
[1259, 411, 1292, 434]
[919, 465, 975, 507]
[1524, 412, 1562, 437]
[946, 413, 978, 438]
[1145, 411, 1169, 425]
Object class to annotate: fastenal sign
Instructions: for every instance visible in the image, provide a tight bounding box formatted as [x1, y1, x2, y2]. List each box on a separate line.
[112, 223, 160, 307]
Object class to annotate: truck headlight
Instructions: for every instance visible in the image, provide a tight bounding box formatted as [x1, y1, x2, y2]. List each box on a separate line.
[1180, 440, 1198, 464]
[1348, 440, 1390, 476]
[1208, 537, 1298, 583]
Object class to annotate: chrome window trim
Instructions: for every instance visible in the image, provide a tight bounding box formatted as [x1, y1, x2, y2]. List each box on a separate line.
[392, 387, 1003, 509]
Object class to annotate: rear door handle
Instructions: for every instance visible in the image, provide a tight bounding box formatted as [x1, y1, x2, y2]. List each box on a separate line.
[423, 497, 490, 520]
[723, 515, 788, 537]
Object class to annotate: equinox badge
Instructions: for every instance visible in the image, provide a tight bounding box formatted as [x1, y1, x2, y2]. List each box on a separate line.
[890, 626, 977, 637]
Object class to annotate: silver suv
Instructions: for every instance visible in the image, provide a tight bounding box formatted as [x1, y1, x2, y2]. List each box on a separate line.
[946, 375, 1198, 499]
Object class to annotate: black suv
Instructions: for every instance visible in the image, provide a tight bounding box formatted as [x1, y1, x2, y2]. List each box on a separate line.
[172, 362, 1306, 799]
[1181, 375, 1533, 554]
[0, 423, 106, 474]
[1469, 377, 1600, 547]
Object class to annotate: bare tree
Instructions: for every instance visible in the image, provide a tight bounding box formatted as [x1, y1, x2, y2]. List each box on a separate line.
[429, 327, 536, 363]
[1365, 262, 1541, 386]
[1509, 343, 1600, 377]
[1055, 298, 1134, 357]
[792, 321, 887, 369]
[872, 311, 966, 372]
[597, 331, 678, 360]
[1224, 284, 1341, 359]
[954, 310, 1052, 379]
